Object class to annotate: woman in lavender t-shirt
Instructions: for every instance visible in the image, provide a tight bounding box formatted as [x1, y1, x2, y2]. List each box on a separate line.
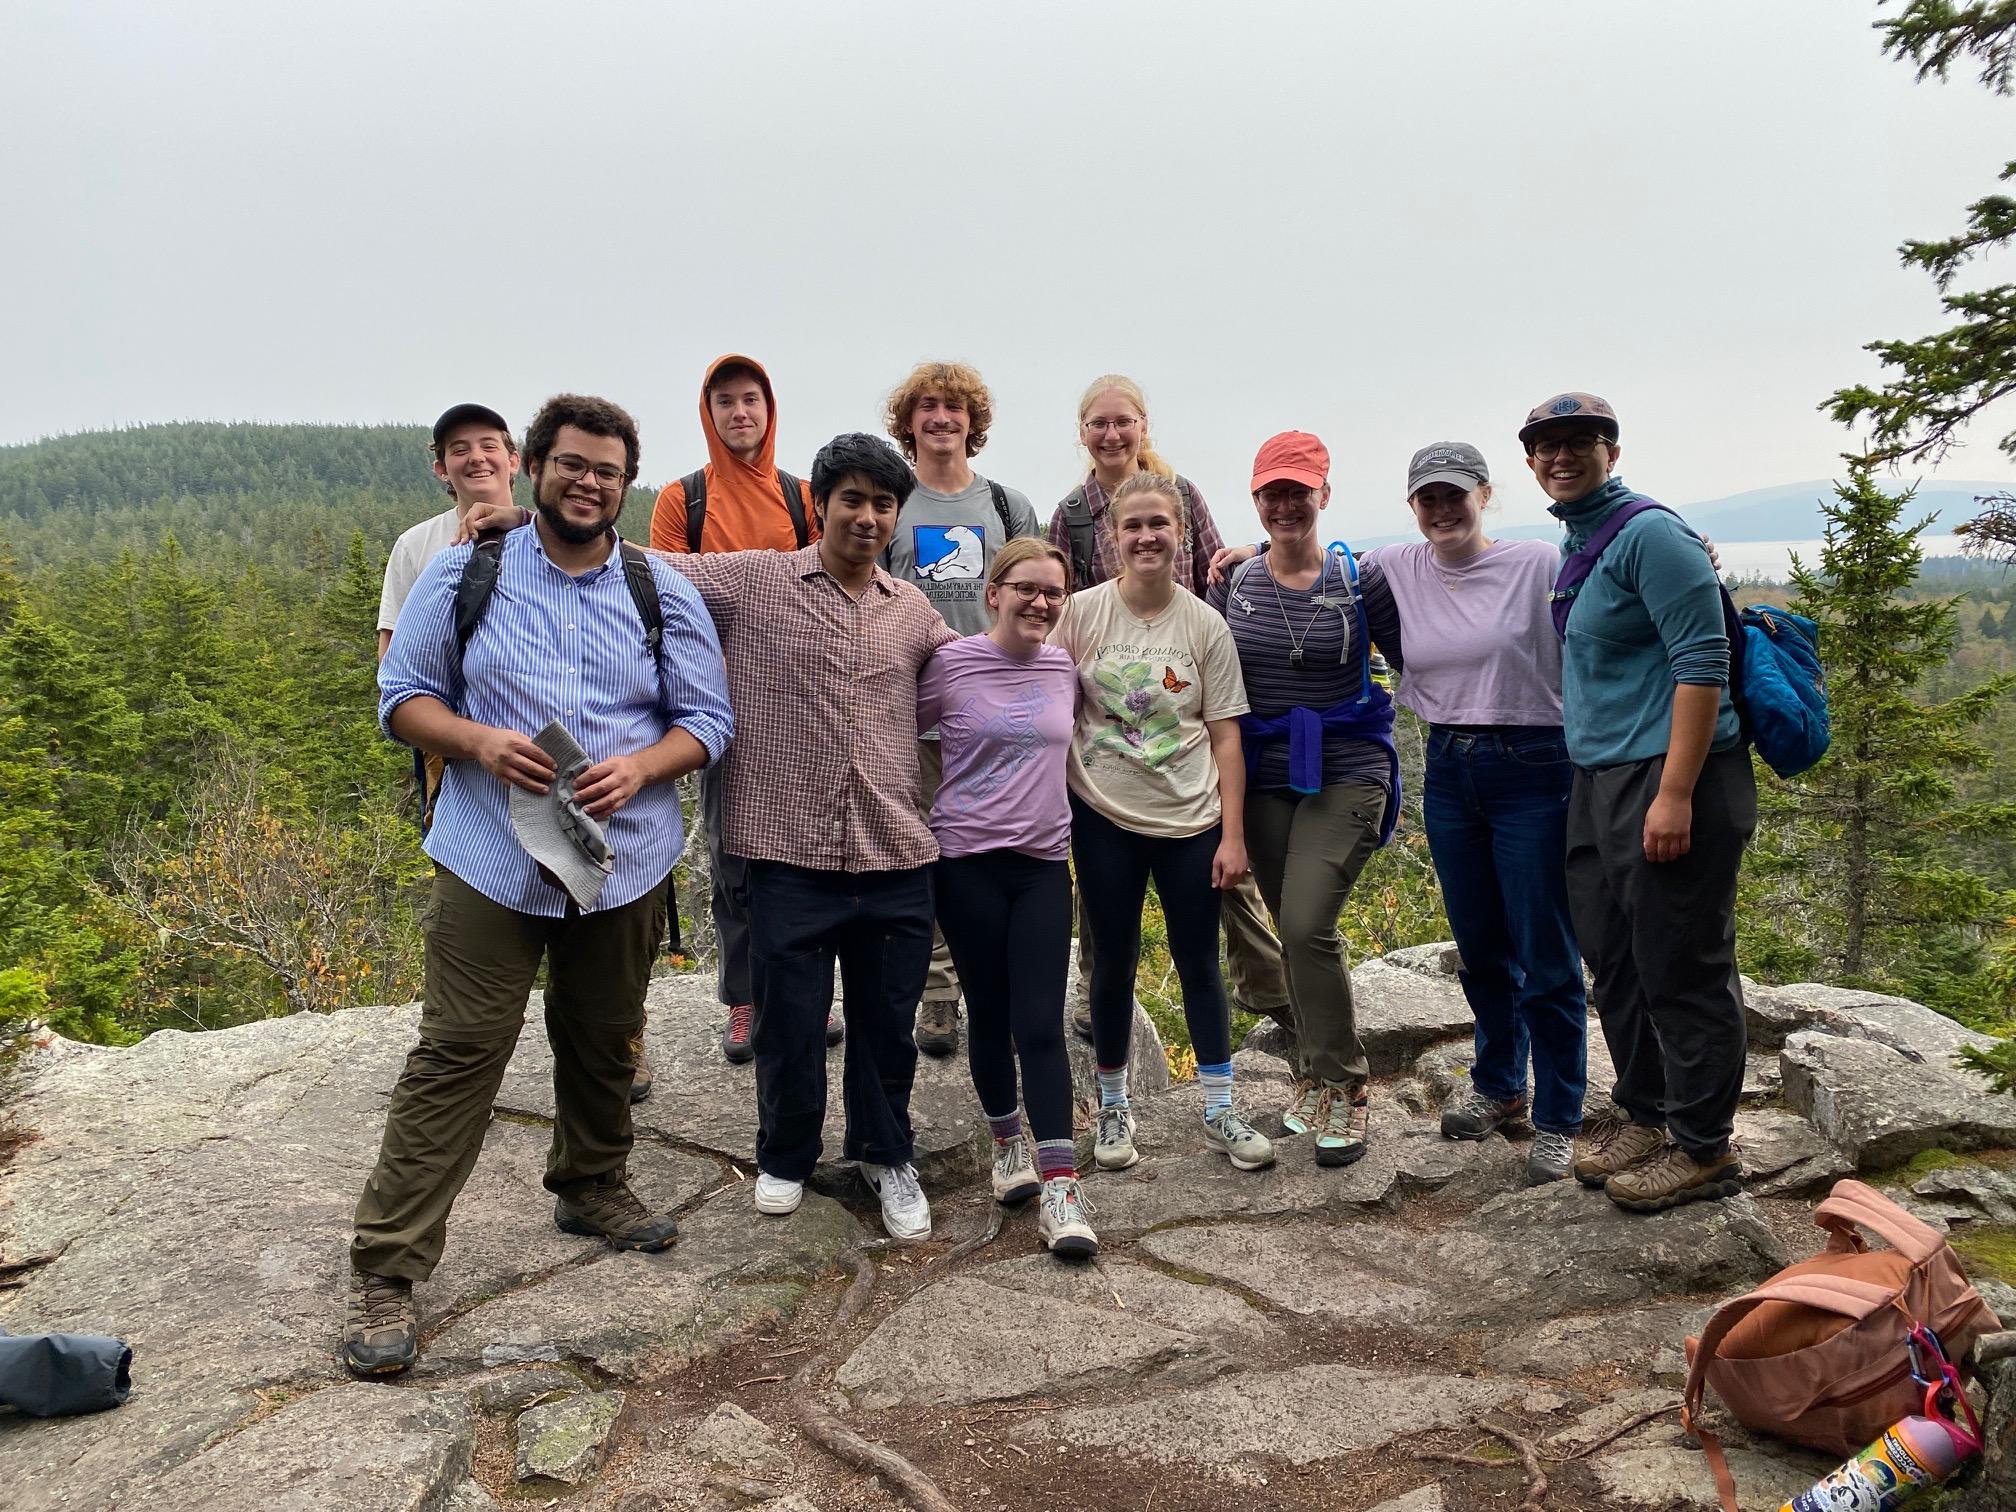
[917, 538, 1097, 1259]
[1369, 443, 1587, 1186]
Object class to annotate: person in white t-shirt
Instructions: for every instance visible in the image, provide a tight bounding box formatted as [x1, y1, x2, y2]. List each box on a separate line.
[377, 403, 520, 660]
[1054, 473, 1277, 1178]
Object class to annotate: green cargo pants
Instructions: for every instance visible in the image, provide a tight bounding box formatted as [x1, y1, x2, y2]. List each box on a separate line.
[350, 867, 660, 1283]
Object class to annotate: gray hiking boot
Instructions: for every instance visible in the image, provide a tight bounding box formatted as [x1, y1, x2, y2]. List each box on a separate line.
[341, 1266, 416, 1376]
[1093, 1104, 1139, 1170]
[1526, 1130, 1576, 1186]
[1203, 1108, 1276, 1171]
[1440, 1083, 1528, 1140]
[553, 1171, 679, 1251]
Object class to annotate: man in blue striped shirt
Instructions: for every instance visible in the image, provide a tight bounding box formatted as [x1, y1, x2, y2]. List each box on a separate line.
[344, 394, 734, 1378]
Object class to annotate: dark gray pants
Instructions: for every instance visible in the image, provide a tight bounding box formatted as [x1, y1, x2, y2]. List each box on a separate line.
[703, 761, 752, 1007]
[1566, 747, 1755, 1161]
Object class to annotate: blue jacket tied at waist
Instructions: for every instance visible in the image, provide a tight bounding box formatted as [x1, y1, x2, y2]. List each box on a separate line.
[1238, 689, 1402, 847]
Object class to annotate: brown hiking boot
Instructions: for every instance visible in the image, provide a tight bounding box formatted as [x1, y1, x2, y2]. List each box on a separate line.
[916, 999, 960, 1056]
[1572, 1108, 1666, 1187]
[1070, 997, 1093, 1042]
[1605, 1144, 1744, 1213]
[554, 1172, 679, 1251]
[629, 1044, 653, 1104]
[340, 1266, 416, 1376]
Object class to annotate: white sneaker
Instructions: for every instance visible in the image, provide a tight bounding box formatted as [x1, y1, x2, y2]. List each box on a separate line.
[753, 1171, 802, 1216]
[861, 1161, 931, 1242]
[1037, 1176, 1099, 1259]
[990, 1137, 1041, 1205]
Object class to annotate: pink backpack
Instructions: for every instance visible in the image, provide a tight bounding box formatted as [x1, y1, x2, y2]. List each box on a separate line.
[1682, 1180, 1999, 1505]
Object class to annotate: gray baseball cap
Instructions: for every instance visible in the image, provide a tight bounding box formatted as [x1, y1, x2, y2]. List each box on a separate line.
[1407, 441, 1490, 498]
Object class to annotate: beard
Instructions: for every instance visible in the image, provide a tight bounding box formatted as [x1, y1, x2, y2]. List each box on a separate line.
[534, 480, 621, 546]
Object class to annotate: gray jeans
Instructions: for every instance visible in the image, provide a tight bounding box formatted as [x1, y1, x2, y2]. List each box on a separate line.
[703, 761, 752, 1007]
[1566, 747, 1756, 1161]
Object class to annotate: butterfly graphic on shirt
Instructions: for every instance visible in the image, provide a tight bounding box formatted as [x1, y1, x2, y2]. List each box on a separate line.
[1162, 666, 1191, 693]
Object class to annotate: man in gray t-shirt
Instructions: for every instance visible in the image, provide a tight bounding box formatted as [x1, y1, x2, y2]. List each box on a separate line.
[881, 361, 1040, 1051]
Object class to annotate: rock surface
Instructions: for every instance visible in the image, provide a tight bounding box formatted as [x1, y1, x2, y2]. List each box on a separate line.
[514, 1390, 624, 1486]
[5, 945, 2013, 1511]
[1780, 1028, 2016, 1166]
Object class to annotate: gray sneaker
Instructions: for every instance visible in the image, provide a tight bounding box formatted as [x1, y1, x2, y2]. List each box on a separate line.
[340, 1266, 416, 1376]
[990, 1136, 1040, 1204]
[1527, 1130, 1576, 1186]
[1093, 1104, 1139, 1170]
[1037, 1176, 1099, 1259]
[1203, 1108, 1277, 1171]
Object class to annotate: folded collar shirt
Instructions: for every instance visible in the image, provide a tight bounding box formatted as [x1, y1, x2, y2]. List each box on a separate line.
[379, 526, 734, 915]
[669, 544, 958, 872]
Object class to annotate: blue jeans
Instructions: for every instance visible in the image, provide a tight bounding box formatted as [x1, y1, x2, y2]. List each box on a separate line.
[1424, 726, 1587, 1134]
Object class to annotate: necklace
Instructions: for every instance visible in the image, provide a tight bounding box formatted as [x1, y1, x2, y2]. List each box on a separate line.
[1269, 567, 1329, 670]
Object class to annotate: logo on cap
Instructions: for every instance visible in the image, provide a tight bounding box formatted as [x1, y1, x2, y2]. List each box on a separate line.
[1549, 397, 1584, 418]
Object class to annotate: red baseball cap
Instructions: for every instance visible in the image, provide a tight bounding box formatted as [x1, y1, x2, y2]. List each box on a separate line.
[1250, 431, 1329, 493]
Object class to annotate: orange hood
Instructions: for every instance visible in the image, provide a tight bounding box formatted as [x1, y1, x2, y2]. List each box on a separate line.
[700, 352, 783, 488]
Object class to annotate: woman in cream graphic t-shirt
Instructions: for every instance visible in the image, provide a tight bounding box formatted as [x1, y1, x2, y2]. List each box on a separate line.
[1053, 474, 1277, 1177]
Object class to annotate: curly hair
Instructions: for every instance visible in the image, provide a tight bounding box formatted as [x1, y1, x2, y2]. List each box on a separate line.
[884, 361, 994, 461]
[523, 394, 641, 482]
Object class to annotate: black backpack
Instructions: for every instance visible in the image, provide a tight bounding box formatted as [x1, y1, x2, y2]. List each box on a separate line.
[682, 468, 808, 553]
[411, 531, 665, 834]
[1056, 476, 1194, 590]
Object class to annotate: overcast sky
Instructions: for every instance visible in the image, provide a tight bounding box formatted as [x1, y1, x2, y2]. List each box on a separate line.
[3, 0, 2012, 545]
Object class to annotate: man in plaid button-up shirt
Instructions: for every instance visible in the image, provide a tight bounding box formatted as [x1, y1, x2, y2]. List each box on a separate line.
[669, 434, 956, 1242]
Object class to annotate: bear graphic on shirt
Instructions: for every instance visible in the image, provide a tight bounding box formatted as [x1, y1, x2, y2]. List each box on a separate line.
[915, 524, 983, 581]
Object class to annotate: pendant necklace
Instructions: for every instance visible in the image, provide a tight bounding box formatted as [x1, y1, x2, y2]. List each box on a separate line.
[1271, 569, 1328, 670]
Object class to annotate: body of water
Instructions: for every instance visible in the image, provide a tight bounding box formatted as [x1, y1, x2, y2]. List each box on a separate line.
[1718, 533, 1971, 583]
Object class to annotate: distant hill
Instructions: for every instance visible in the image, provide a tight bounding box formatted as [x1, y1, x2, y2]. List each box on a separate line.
[1351, 477, 2012, 549]
[0, 421, 655, 575]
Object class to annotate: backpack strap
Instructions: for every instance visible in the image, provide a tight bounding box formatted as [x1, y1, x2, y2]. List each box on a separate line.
[1058, 487, 1097, 590]
[1227, 545, 1372, 698]
[1814, 1180, 1946, 1264]
[988, 479, 1014, 539]
[680, 470, 708, 553]
[1549, 496, 1673, 638]
[777, 470, 810, 548]
[453, 531, 507, 655]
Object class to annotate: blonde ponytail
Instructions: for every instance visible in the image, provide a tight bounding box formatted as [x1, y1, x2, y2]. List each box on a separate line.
[1077, 373, 1177, 480]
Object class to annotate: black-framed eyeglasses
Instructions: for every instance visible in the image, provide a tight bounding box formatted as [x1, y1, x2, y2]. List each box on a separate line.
[998, 580, 1067, 605]
[1530, 434, 1610, 461]
[547, 453, 628, 489]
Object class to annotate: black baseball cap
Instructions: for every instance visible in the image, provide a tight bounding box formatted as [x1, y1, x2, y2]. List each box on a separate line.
[431, 402, 513, 449]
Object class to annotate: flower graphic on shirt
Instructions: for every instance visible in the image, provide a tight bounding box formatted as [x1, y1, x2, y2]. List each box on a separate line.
[1090, 659, 1184, 769]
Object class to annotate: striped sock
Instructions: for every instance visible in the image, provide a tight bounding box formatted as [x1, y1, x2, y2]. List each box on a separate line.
[984, 1108, 1023, 1144]
[1096, 1064, 1130, 1109]
[1197, 1060, 1234, 1120]
[1035, 1138, 1077, 1181]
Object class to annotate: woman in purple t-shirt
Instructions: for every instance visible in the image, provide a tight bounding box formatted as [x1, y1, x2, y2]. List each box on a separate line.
[1370, 443, 1586, 1187]
[917, 538, 1096, 1259]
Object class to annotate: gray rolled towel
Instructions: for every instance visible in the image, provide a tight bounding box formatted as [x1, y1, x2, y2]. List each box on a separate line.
[0, 1328, 133, 1416]
[509, 721, 615, 910]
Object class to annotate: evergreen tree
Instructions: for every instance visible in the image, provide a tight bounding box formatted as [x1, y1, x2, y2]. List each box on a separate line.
[1827, 2, 2016, 559]
[1745, 468, 2016, 1015]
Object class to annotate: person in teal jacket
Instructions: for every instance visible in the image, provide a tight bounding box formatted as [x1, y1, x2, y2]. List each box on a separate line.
[1523, 391, 1753, 1215]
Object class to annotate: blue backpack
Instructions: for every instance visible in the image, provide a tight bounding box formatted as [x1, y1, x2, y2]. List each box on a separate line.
[1550, 497, 1830, 779]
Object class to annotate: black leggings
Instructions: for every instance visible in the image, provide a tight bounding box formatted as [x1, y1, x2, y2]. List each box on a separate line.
[931, 848, 1075, 1145]
[1069, 794, 1233, 1074]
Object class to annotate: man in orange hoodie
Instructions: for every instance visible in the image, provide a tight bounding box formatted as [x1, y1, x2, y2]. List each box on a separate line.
[649, 356, 827, 1064]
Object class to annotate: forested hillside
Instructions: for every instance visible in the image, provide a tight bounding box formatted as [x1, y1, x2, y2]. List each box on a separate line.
[1, 425, 2013, 1066]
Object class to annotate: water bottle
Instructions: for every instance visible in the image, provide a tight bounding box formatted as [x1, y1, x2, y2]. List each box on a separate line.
[1780, 1415, 1970, 1512]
